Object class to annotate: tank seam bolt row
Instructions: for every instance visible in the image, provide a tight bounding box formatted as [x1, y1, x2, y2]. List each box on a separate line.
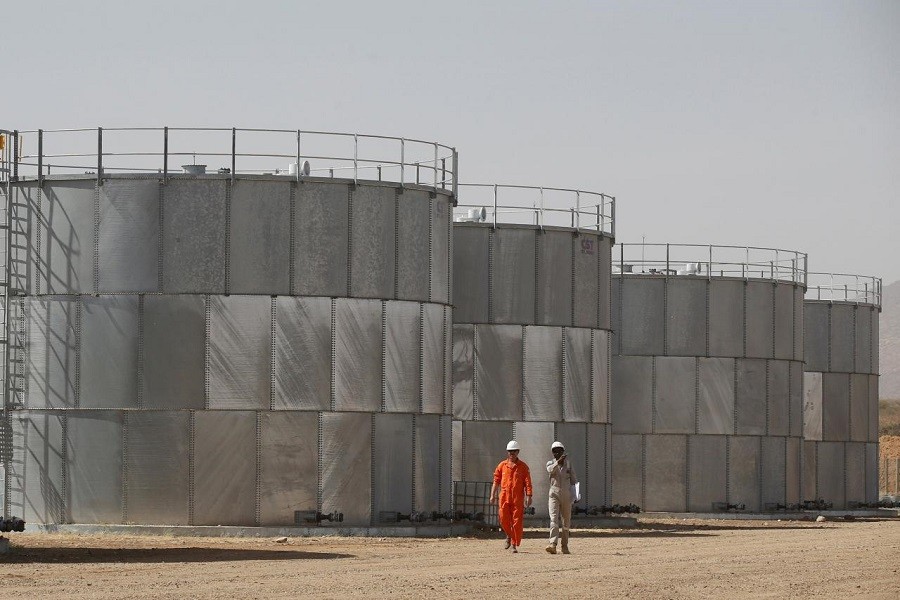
[270, 298, 277, 411]
[255, 410, 262, 526]
[203, 296, 211, 409]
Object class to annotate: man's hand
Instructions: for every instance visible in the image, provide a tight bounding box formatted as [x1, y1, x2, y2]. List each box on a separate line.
[490, 495, 498, 505]
[525, 495, 533, 508]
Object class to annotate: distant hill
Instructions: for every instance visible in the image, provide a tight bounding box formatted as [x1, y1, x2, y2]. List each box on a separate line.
[881, 279, 900, 399]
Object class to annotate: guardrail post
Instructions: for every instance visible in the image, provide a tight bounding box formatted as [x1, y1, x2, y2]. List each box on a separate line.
[666, 243, 670, 276]
[97, 127, 103, 185]
[12, 130, 18, 180]
[596, 205, 600, 231]
[539, 187, 544, 230]
[708, 245, 713, 280]
[611, 196, 616, 238]
[37, 129, 43, 187]
[353, 133, 358, 185]
[163, 126, 168, 184]
[441, 158, 446, 190]
[492, 184, 498, 229]
[433, 142, 438, 189]
[451, 148, 458, 202]
[296, 130, 301, 183]
[400, 139, 405, 189]
[575, 191, 581, 230]
[231, 127, 236, 183]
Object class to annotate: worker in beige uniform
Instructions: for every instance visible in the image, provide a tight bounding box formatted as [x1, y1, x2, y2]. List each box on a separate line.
[545, 441, 578, 555]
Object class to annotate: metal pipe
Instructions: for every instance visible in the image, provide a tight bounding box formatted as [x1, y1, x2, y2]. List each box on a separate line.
[575, 191, 581, 230]
[539, 187, 544, 230]
[451, 148, 458, 201]
[12, 130, 18, 180]
[493, 184, 498, 228]
[353, 133, 358, 185]
[296, 130, 301, 183]
[231, 127, 236, 183]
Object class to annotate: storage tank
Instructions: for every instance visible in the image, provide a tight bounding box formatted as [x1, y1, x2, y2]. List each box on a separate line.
[610, 244, 806, 512]
[450, 185, 615, 517]
[802, 273, 881, 508]
[1, 126, 456, 528]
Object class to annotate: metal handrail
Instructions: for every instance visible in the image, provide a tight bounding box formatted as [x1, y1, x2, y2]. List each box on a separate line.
[614, 242, 807, 286]
[805, 272, 882, 307]
[453, 183, 615, 236]
[2, 126, 458, 194]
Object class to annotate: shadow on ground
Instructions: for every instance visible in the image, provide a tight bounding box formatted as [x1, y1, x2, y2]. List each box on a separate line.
[1, 546, 353, 564]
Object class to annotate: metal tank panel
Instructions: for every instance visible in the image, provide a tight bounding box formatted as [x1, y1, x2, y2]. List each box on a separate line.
[273, 296, 332, 411]
[142, 295, 206, 409]
[698, 357, 735, 435]
[293, 183, 349, 297]
[849, 374, 869, 442]
[822, 373, 850, 441]
[192, 411, 257, 526]
[536, 231, 573, 326]
[451, 227, 490, 323]
[868, 376, 879, 442]
[665, 278, 707, 357]
[829, 304, 855, 373]
[490, 228, 536, 324]
[591, 330, 611, 424]
[760, 437, 786, 507]
[37, 181, 96, 295]
[611, 356, 652, 434]
[654, 357, 696, 435]
[9, 411, 66, 524]
[460, 421, 513, 483]
[728, 437, 761, 511]
[611, 434, 643, 506]
[414, 414, 448, 513]
[208, 295, 272, 409]
[803, 303, 829, 372]
[597, 237, 612, 330]
[451, 324, 475, 420]
[98, 179, 160, 293]
[687, 435, 727, 512]
[563, 328, 592, 422]
[744, 282, 774, 359]
[26, 297, 77, 409]
[572, 235, 599, 329]
[785, 437, 801, 505]
[384, 301, 421, 413]
[523, 327, 563, 422]
[373, 413, 414, 518]
[334, 298, 382, 412]
[321, 412, 373, 526]
[422, 303, 445, 414]
[396, 191, 431, 302]
[258, 411, 319, 526]
[854, 306, 872, 374]
[66, 411, 124, 524]
[350, 186, 396, 299]
[124, 411, 191, 525]
[815, 442, 845, 509]
[555, 422, 588, 504]
[707, 279, 744, 358]
[79, 296, 139, 409]
[619, 278, 665, 356]
[644, 435, 687, 512]
[767, 360, 790, 437]
[803, 372, 823, 440]
[515, 421, 555, 518]
[161, 179, 227, 293]
[865, 443, 878, 502]
[789, 362, 803, 438]
[735, 359, 767, 436]
[228, 180, 291, 294]
[474, 324, 523, 421]
[430, 196, 451, 305]
[844, 442, 865, 505]
[773, 283, 795, 360]
[586, 423, 611, 507]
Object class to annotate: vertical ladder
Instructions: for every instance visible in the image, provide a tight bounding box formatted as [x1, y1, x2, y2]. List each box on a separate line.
[0, 129, 13, 516]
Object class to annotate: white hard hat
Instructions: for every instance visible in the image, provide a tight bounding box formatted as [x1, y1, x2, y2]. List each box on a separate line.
[551, 441, 565, 450]
[506, 440, 521, 451]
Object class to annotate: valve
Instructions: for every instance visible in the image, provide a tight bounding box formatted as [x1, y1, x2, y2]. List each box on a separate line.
[712, 502, 746, 512]
[294, 510, 344, 525]
[0, 517, 25, 533]
[378, 511, 429, 524]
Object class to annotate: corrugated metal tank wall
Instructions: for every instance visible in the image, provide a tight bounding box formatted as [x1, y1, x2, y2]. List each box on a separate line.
[610, 275, 805, 512]
[5, 176, 453, 527]
[802, 299, 880, 507]
[451, 224, 613, 517]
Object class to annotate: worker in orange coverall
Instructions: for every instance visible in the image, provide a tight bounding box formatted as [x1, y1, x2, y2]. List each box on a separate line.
[490, 440, 533, 553]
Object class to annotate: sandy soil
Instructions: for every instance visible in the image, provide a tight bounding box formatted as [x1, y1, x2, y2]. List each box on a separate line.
[1, 518, 898, 600]
[880, 435, 900, 459]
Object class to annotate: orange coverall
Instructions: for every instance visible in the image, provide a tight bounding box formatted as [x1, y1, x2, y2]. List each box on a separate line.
[493, 459, 533, 547]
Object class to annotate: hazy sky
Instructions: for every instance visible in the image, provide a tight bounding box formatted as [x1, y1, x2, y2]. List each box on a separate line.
[5, 1, 899, 283]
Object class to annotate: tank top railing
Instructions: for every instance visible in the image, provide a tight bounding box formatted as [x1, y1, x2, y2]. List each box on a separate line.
[453, 183, 615, 237]
[614, 243, 807, 286]
[805, 272, 882, 307]
[0, 126, 458, 195]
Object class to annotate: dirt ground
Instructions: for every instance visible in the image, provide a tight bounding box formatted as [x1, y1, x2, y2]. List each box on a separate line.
[1, 518, 898, 600]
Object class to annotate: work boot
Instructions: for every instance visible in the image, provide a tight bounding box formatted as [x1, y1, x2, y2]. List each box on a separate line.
[504, 537, 511, 550]
[561, 545, 571, 554]
[545, 544, 557, 554]
[512, 545, 518, 553]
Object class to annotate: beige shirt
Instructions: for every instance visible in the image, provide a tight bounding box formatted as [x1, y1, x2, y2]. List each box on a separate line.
[546, 457, 578, 497]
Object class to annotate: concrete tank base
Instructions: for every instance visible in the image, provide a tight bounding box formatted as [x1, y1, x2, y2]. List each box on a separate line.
[524, 516, 637, 529]
[638, 510, 898, 521]
[25, 523, 476, 539]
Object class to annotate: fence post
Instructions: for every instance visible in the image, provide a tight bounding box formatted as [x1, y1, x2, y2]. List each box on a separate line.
[97, 127, 103, 185]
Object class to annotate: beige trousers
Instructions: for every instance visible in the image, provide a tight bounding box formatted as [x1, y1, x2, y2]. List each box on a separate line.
[548, 492, 572, 548]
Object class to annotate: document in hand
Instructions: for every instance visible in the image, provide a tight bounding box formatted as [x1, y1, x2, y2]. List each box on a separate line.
[571, 482, 581, 503]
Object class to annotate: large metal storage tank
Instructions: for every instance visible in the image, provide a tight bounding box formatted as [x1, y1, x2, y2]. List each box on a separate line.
[802, 273, 881, 508]
[610, 244, 807, 512]
[451, 185, 615, 517]
[1, 127, 455, 527]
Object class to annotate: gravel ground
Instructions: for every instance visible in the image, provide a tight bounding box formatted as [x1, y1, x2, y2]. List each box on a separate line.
[0, 518, 898, 599]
